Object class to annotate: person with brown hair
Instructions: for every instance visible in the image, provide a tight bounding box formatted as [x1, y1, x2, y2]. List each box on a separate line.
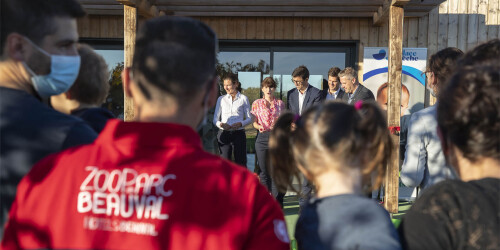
[286, 65, 324, 208]
[398, 62, 499, 249]
[269, 101, 401, 250]
[51, 43, 114, 133]
[252, 77, 286, 207]
[213, 73, 252, 167]
[401, 47, 463, 191]
[322, 66, 345, 100]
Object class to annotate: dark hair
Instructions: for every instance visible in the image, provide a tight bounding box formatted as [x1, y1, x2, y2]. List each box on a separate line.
[67, 44, 110, 105]
[0, 0, 85, 55]
[269, 101, 393, 193]
[261, 77, 277, 89]
[292, 65, 310, 80]
[328, 67, 341, 78]
[457, 39, 500, 67]
[131, 16, 217, 104]
[437, 64, 500, 163]
[222, 73, 242, 92]
[427, 47, 464, 88]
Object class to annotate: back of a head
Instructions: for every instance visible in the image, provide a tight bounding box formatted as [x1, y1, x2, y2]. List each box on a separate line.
[270, 101, 392, 193]
[428, 47, 464, 87]
[68, 44, 110, 105]
[131, 16, 217, 104]
[437, 64, 500, 163]
[458, 39, 500, 67]
[0, 0, 85, 56]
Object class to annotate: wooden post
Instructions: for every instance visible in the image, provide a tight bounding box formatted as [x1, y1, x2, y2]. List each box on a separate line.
[124, 5, 137, 121]
[384, 4, 403, 214]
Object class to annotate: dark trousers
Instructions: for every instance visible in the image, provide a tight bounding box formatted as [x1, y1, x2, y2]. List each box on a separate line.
[217, 129, 247, 167]
[255, 131, 285, 207]
[299, 177, 313, 209]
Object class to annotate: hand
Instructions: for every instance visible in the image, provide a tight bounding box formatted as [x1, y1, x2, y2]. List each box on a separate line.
[230, 122, 242, 130]
[221, 123, 231, 130]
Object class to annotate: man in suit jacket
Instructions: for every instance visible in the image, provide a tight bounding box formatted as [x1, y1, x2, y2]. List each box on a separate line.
[286, 65, 324, 209]
[339, 67, 374, 104]
[287, 65, 324, 115]
[321, 66, 346, 101]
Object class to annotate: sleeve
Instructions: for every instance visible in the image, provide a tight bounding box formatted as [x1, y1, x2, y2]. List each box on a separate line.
[62, 123, 98, 149]
[401, 113, 427, 188]
[243, 183, 290, 250]
[286, 90, 292, 111]
[1, 154, 59, 249]
[213, 96, 223, 129]
[312, 89, 324, 105]
[241, 96, 253, 127]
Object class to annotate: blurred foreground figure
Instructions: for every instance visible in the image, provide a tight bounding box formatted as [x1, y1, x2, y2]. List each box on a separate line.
[270, 100, 401, 250]
[1, 16, 289, 250]
[0, 0, 96, 239]
[399, 41, 500, 249]
[51, 43, 114, 133]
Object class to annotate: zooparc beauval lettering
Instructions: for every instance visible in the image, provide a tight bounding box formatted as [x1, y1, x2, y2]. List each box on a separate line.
[77, 167, 174, 221]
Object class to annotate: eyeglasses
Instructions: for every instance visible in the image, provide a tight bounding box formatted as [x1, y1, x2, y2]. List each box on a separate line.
[292, 79, 305, 85]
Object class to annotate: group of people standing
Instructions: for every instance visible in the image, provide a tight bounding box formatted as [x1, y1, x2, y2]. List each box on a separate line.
[0, 0, 498, 248]
[213, 64, 377, 208]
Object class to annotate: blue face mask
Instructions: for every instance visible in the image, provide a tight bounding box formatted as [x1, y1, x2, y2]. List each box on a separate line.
[23, 37, 81, 98]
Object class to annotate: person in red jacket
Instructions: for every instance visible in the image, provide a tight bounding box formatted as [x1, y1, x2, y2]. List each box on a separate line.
[1, 15, 290, 250]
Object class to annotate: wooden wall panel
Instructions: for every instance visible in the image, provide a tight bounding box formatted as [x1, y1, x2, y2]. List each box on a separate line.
[321, 18, 331, 40]
[487, 0, 498, 40]
[447, 0, 459, 48]
[340, 18, 350, 40]
[457, 0, 469, 51]
[403, 18, 409, 47]
[467, 0, 479, 50]
[438, 1, 449, 50]
[312, 18, 322, 40]
[265, 17, 275, 40]
[427, 7, 439, 58]
[408, 18, 419, 47]
[275, 17, 284, 40]
[331, 18, 341, 40]
[418, 15, 429, 48]
[283, 17, 294, 39]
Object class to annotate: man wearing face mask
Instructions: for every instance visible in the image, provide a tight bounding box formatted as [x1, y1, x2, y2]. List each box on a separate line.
[0, 0, 97, 238]
[1, 16, 289, 250]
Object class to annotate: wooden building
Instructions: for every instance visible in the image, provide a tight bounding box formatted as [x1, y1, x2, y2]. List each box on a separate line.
[76, 0, 500, 212]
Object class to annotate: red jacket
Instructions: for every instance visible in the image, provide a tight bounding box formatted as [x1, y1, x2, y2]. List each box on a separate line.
[1, 120, 289, 250]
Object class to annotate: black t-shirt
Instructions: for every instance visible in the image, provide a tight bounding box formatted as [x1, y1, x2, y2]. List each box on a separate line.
[71, 107, 114, 133]
[0, 87, 97, 238]
[398, 178, 500, 250]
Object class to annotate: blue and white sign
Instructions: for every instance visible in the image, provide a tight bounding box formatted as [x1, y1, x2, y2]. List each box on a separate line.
[363, 47, 427, 115]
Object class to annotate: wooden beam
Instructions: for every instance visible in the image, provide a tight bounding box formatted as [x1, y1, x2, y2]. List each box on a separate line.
[155, 0, 385, 6]
[117, 0, 159, 17]
[384, 4, 403, 214]
[169, 11, 374, 17]
[373, 0, 410, 26]
[124, 5, 136, 122]
[160, 6, 379, 12]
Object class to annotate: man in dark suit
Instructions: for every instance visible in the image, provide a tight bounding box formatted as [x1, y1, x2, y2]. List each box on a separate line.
[321, 67, 346, 101]
[339, 67, 374, 104]
[287, 65, 324, 115]
[286, 65, 324, 209]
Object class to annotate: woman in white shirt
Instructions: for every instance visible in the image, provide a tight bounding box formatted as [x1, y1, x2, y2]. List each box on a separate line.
[213, 73, 252, 167]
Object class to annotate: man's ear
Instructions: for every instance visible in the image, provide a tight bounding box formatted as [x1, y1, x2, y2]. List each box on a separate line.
[5, 33, 28, 61]
[121, 67, 133, 99]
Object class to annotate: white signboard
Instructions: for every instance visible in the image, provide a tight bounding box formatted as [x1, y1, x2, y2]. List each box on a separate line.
[363, 47, 427, 115]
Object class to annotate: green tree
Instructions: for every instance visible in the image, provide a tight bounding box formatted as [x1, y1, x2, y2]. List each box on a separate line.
[104, 62, 125, 118]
